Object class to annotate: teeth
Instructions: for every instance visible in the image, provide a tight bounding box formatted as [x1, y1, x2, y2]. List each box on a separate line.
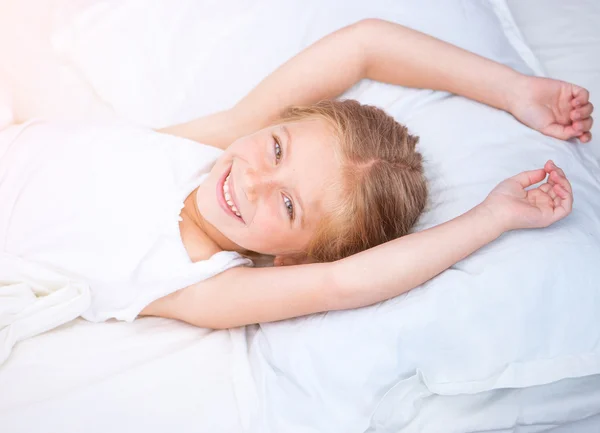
[223, 171, 240, 218]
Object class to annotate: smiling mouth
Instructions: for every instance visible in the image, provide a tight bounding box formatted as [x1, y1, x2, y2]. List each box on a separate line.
[219, 166, 244, 222]
[222, 172, 241, 217]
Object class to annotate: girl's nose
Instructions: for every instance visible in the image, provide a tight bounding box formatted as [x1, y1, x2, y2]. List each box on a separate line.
[242, 166, 276, 203]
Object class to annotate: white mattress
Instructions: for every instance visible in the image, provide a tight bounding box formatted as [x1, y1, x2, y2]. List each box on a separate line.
[0, 1, 599, 433]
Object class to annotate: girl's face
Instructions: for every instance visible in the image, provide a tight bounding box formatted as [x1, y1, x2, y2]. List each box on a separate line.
[195, 119, 341, 262]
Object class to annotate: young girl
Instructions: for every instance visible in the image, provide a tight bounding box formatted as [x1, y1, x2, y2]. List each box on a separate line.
[3, 20, 593, 330]
[137, 19, 592, 328]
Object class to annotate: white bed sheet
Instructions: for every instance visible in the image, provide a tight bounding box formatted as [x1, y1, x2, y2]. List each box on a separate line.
[0, 317, 259, 433]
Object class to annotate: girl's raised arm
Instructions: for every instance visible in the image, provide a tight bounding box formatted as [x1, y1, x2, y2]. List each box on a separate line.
[141, 161, 572, 329]
[160, 19, 592, 148]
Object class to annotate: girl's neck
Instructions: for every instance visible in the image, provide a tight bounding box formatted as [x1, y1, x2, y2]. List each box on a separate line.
[181, 187, 273, 265]
[182, 187, 244, 254]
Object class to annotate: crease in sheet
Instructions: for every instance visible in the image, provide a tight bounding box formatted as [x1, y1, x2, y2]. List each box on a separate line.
[0, 252, 90, 366]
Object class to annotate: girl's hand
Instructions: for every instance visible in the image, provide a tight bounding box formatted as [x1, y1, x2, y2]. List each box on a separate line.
[509, 76, 594, 143]
[482, 160, 573, 232]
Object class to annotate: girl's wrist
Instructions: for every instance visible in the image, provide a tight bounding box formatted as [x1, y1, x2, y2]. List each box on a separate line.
[504, 72, 531, 115]
[473, 202, 510, 239]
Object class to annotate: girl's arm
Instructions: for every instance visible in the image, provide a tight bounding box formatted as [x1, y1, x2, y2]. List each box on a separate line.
[140, 161, 572, 329]
[161, 19, 593, 148]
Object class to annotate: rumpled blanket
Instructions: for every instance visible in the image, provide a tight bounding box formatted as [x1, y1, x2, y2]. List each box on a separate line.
[0, 252, 90, 365]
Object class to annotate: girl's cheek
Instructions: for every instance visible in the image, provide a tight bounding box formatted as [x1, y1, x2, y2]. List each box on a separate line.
[257, 208, 277, 234]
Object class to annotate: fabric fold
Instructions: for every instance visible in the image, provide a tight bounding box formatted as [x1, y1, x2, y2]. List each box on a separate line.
[0, 252, 91, 365]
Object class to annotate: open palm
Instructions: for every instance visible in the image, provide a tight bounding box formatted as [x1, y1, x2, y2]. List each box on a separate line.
[510, 77, 594, 143]
[484, 161, 573, 231]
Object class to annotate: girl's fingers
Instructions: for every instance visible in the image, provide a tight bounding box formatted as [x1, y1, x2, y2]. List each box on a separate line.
[552, 164, 566, 177]
[544, 161, 573, 193]
[553, 194, 561, 206]
[554, 183, 572, 210]
[545, 159, 562, 175]
[571, 102, 594, 121]
[541, 183, 557, 199]
[545, 123, 577, 140]
[512, 168, 547, 188]
[579, 131, 592, 143]
[573, 117, 594, 134]
[572, 85, 590, 107]
[549, 184, 572, 222]
[551, 170, 573, 194]
[529, 189, 553, 211]
[544, 162, 559, 185]
[539, 182, 559, 201]
[554, 183, 569, 199]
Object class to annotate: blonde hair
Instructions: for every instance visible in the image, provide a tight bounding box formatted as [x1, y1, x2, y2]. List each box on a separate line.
[279, 99, 427, 263]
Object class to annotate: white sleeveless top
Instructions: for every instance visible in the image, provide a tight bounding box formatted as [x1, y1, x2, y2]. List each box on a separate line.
[0, 120, 252, 322]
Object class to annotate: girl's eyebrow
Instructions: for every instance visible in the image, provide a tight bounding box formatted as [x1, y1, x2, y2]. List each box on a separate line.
[282, 125, 306, 229]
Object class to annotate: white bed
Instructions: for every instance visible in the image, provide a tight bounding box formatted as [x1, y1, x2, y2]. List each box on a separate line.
[1, 1, 599, 432]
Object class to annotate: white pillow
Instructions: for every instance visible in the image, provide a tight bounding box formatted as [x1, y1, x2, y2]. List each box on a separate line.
[53, 1, 600, 432]
[53, 0, 538, 128]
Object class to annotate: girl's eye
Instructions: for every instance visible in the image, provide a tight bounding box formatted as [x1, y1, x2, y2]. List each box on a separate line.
[273, 135, 282, 163]
[283, 195, 294, 220]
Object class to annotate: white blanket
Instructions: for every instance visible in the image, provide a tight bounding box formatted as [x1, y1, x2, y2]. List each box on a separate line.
[0, 252, 90, 365]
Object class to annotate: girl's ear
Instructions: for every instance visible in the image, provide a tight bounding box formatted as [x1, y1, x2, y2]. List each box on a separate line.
[273, 254, 313, 267]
